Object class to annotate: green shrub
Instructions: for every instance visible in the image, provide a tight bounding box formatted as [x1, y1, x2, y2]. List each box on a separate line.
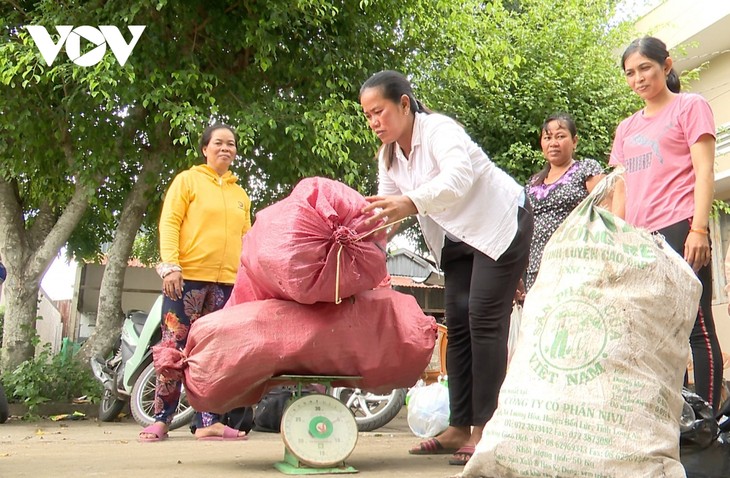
[2, 343, 102, 414]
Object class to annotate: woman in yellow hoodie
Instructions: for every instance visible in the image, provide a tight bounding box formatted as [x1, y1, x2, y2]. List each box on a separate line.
[139, 123, 251, 442]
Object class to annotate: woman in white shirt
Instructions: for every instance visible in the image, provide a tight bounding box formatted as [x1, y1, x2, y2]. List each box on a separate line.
[360, 70, 533, 466]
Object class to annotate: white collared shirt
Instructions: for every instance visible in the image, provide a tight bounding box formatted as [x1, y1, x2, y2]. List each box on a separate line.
[378, 112, 522, 265]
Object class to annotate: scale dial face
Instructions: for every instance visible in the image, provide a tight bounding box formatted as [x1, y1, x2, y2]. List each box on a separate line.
[280, 394, 359, 467]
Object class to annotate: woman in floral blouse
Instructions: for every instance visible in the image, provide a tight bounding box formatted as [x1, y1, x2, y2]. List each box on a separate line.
[524, 113, 604, 291]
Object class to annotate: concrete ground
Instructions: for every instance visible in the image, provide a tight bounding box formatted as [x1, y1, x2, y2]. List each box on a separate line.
[0, 409, 465, 478]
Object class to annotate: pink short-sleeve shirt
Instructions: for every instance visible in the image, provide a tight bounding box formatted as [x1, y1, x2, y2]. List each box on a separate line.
[609, 93, 715, 232]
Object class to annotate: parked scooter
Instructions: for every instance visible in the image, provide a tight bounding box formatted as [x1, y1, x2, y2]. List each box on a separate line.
[90, 295, 194, 429]
[329, 387, 406, 432]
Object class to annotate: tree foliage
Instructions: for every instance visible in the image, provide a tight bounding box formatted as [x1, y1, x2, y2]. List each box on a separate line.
[0, 0, 641, 369]
[374, 0, 642, 253]
[0, 0, 457, 368]
[404, 0, 642, 185]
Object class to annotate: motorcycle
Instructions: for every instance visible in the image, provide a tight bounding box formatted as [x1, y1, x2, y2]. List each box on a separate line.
[90, 294, 194, 429]
[329, 387, 406, 432]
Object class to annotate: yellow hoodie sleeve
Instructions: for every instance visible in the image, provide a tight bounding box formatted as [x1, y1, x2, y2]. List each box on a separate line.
[159, 172, 191, 265]
[241, 189, 252, 236]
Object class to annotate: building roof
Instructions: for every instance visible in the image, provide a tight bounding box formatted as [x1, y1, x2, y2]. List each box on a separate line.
[390, 275, 444, 289]
[96, 256, 151, 268]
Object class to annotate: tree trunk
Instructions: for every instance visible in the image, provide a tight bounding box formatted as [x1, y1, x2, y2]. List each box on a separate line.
[0, 274, 39, 373]
[77, 153, 164, 363]
[0, 178, 94, 373]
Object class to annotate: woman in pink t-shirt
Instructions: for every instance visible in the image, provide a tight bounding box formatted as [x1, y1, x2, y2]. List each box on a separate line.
[610, 36, 722, 411]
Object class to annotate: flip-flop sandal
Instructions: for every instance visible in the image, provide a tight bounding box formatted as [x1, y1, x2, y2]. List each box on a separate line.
[197, 425, 248, 441]
[408, 437, 459, 455]
[138, 422, 168, 442]
[449, 445, 475, 466]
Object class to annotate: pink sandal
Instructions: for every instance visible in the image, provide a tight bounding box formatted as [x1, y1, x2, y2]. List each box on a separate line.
[196, 425, 248, 441]
[409, 437, 459, 455]
[138, 422, 168, 442]
[449, 445, 475, 466]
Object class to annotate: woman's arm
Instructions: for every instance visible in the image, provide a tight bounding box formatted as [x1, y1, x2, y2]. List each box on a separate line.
[363, 194, 417, 226]
[363, 150, 410, 227]
[158, 174, 189, 299]
[610, 176, 626, 219]
[585, 174, 605, 193]
[159, 176, 188, 265]
[406, 119, 475, 216]
[685, 134, 715, 272]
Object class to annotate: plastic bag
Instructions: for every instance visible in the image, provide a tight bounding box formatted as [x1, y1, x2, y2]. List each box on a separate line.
[680, 388, 719, 449]
[681, 432, 730, 478]
[507, 304, 522, 365]
[407, 379, 450, 438]
[252, 386, 312, 433]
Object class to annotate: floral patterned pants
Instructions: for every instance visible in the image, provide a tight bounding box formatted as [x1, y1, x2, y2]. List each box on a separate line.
[152, 280, 232, 427]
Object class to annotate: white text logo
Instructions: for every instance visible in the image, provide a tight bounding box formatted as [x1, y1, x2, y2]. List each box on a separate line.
[26, 25, 146, 66]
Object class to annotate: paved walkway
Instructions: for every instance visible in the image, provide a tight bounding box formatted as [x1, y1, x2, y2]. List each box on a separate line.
[0, 410, 464, 478]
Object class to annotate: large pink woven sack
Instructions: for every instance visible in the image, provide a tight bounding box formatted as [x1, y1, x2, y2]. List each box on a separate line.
[227, 177, 388, 306]
[154, 288, 436, 413]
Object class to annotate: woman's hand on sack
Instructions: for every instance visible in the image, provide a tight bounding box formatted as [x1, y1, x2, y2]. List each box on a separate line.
[162, 271, 184, 300]
[362, 195, 417, 226]
[514, 279, 526, 305]
[684, 232, 711, 273]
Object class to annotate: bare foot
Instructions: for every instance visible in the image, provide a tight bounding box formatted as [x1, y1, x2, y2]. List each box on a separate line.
[193, 422, 247, 439]
[469, 425, 483, 446]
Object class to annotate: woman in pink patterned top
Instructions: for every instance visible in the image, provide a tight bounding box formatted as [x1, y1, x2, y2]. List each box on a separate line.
[610, 36, 722, 411]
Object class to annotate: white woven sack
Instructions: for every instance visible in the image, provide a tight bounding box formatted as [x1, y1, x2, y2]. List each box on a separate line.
[461, 173, 701, 478]
[507, 304, 522, 365]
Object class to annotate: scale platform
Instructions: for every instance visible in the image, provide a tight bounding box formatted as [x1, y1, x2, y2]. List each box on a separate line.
[272, 375, 361, 475]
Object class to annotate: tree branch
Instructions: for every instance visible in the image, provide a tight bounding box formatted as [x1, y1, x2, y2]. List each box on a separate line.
[6, 0, 28, 17]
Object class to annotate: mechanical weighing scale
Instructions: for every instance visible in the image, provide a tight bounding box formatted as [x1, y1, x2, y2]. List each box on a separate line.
[272, 375, 362, 475]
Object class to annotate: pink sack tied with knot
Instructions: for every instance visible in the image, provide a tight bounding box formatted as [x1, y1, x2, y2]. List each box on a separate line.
[151, 343, 187, 382]
[227, 177, 388, 306]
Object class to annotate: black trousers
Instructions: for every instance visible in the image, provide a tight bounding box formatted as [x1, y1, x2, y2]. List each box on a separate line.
[656, 219, 723, 411]
[442, 203, 533, 427]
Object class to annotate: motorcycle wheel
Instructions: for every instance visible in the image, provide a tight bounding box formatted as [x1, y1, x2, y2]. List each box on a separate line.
[130, 361, 194, 431]
[97, 388, 126, 422]
[329, 387, 406, 432]
[0, 382, 8, 424]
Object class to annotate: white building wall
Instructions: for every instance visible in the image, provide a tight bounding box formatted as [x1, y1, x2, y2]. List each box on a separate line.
[35, 289, 64, 354]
